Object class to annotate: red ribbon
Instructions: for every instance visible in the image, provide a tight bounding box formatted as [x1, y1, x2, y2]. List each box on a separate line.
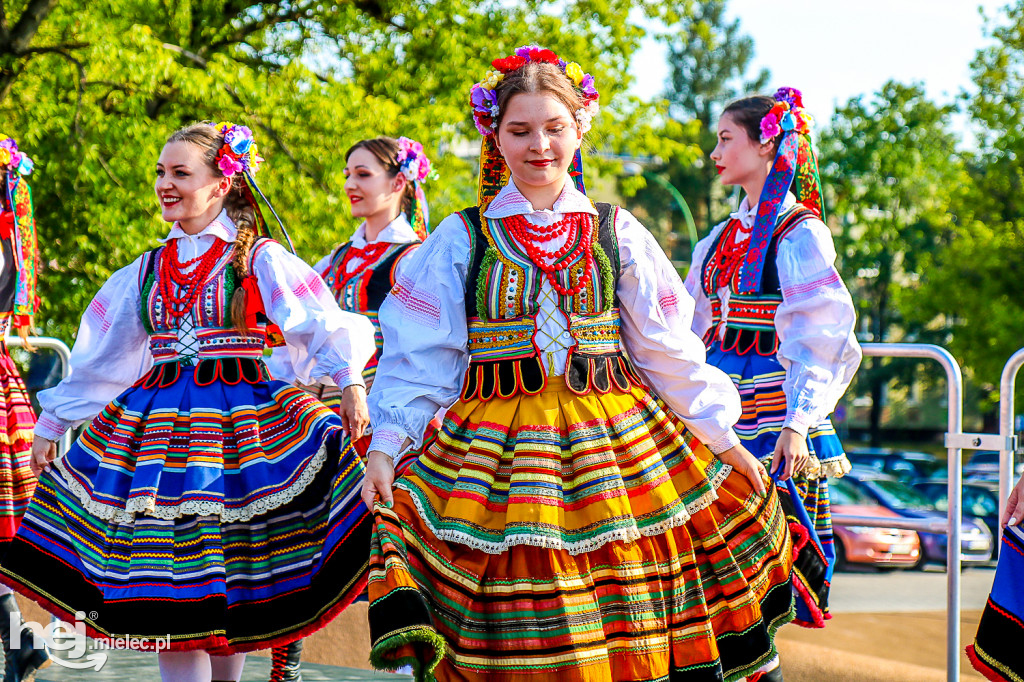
[240, 275, 264, 330]
[0, 211, 14, 240]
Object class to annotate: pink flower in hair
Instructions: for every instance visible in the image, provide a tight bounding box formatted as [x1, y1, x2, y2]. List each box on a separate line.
[218, 153, 244, 177]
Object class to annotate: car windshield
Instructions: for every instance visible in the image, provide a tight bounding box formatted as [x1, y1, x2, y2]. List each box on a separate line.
[969, 452, 999, 465]
[919, 485, 998, 517]
[829, 478, 876, 506]
[867, 479, 935, 511]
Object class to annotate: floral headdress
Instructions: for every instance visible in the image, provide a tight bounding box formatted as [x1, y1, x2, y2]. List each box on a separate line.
[470, 45, 599, 204]
[0, 134, 39, 338]
[0, 135, 35, 177]
[207, 121, 296, 254]
[395, 136, 432, 240]
[738, 87, 825, 294]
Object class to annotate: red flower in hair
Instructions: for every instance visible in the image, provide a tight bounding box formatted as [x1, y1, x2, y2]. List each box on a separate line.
[492, 55, 527, 73]
[529, 48, 559, 64]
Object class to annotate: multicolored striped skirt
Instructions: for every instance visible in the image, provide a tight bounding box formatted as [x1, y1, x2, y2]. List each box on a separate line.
[707, 343, 850, 628]
[367, 380, 795, 682]
[968, 524, 1024, 681]
[0, 351, 37, 541]
[0, 362, 370, 653]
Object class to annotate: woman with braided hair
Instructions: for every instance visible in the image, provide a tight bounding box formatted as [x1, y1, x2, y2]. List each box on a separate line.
[686, 90, 862, 680]
[361, 46, 795, 682]
[0, 122, 376, 681]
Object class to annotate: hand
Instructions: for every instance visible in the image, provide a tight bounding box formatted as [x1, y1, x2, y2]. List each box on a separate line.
[770, 428, 809, 483]
[30, 436, 57, 477]
[362, 451, 396, 510]
[1001, 473, 1024, 527]
[718, 443, 769, 497]
[339, 384, 369, 442]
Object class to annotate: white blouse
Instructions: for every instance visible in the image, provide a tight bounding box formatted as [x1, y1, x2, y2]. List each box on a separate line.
[367, 179, 743, 463]
[684, 192, 862, 436]
[33, 210, 376, 442]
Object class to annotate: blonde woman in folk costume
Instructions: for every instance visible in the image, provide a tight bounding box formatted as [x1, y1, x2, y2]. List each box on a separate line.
[0, 135, 50, 681]
[686, 90, 861, 680]
[264, 136, 432, 682]
[360, 46, 796, 682]
[0, 122, 377, 682]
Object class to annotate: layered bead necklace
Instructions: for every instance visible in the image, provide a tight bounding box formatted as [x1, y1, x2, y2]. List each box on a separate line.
[504, 212, 594, 297]
[711, 218, 754, 290]
[332, 242, 391, 292]
[158, 239, 228, 326]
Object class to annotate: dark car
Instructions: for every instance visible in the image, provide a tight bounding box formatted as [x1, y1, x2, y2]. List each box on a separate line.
[845, 448, 941, 481]
[840, 471, 992, 568]
[912, 479, 1001, 557]
[962, 450, 1023, 483]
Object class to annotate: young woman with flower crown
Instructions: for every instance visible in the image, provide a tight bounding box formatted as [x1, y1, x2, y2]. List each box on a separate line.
[0, 122, 377, 682]
[264, 135, 432, 682]
[0, 135, 51, 681]
[359, 46, 796, 682]
[685, 91, 861, 679]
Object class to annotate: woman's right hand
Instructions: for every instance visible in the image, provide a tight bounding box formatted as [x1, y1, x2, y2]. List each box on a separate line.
[362, 450, 396, 510]
[30, 436, 57, 477]
[1001, 473, 1024, 527]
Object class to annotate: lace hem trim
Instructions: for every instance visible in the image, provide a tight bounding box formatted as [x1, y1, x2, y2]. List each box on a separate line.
[397, 470, 727, 557]
[52, 440, 330, 524]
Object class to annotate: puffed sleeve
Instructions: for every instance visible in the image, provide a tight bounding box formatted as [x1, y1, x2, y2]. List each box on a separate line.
[615, 209, 742, 455]
[775, 220, 862, 436]
[34, 256, 154, 440]
[367, 215, 470, 463]
[262, 249, 333, 385]
[253, 241, 376, 389]
[683, 221, 728, 339]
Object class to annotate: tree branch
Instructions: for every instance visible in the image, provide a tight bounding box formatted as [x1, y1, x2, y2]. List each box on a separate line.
[6, 0, 58, 53]
[161, 41, 328, 191]
[200, 3, 312, 57]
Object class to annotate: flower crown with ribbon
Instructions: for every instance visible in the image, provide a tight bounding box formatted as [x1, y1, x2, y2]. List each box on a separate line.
[0, 135, 35, 176]
[737, 87, 825, 294]
[206, 121, 296, 254]
[395, 136, 432, 239]
[471, 46, 599, 205]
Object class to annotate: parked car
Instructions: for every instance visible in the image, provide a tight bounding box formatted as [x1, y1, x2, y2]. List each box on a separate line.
[962, 450, 1024, 483]
[829, 477, 922, 570]
[840, 470, 993, 568]
[845, 448, 941, 481]
[912, 479, 1001, 557]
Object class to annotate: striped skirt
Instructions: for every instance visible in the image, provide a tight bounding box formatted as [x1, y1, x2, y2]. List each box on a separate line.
[0, 363, 370, 653]
[367, 381, 795, 682]
[707, 343, 850, 628]
[0, 351, 37, 541]
[968, 524, 1024, 681]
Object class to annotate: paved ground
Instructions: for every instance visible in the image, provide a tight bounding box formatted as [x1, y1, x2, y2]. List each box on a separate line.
[25, 565, 999, 680]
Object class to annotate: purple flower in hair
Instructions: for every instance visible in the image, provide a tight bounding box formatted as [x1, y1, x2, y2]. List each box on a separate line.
[224, 126, 253, 154]
[0, 138, 16, 153]
[579, 74, 598, 100]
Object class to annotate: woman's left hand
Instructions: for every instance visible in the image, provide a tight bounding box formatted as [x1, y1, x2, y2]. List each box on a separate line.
[339, 384, 369, 442]
[718, 444, 769, 497]
[770, 427, 810, 482]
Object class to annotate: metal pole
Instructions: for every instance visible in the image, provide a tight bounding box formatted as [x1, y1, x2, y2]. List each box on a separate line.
[641, 172, 700, 249]
[999, 349, 1024, 542]
[861, 343, 962, 682]
[5, 335, 73, 456]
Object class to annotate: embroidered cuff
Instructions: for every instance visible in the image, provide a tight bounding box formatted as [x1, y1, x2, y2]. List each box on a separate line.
[35, 412, 72, 442]
[782, 411, 814, 438]
[330, 366, 365, 390]
[368, 426, 407, 464]
[706, 429, 741, 456]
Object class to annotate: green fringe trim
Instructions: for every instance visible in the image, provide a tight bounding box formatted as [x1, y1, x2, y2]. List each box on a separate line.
[721, 587, 796, 682]
[476, 246, 498, 319]
[369, 625, 447, 682]
[592, 233, 615, 312]
[140, 266, 156, 334]
[223, 263, 236, 321]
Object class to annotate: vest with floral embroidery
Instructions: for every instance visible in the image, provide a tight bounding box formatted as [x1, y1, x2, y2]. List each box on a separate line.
[457, 203, 644, 399]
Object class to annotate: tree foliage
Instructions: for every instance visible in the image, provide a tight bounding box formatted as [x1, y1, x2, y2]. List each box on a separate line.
[0, 0, 695, 341]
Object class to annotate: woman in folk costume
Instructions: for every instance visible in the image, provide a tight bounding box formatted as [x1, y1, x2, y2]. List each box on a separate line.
[0, 122, 377, 682]
[265, 137, 432, 682]
[685, 90, 861, 679]
[0, 136, 49, 681]
[360, 46, 796, 682]
[968, 477, 1024, 680]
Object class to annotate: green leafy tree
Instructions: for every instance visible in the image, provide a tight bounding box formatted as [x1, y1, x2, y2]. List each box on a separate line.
[0, 0, 694, 342]
[818, 81, 966, 445]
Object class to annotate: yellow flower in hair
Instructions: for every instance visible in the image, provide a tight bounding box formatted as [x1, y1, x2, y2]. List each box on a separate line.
[565, 62, 584, 86]
[215, 121, 231, 133]
[481, 69, 504, 90]
[0, 149, 9, 166]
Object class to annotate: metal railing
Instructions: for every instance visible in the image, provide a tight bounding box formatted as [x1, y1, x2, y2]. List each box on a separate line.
[999, 349, 1024, 542]
[6, 335, 73, 456]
